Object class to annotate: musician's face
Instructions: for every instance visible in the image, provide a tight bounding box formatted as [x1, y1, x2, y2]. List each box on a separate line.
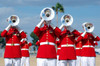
[11, 16, 17, 23]
[43, 21, 47, 25]
[82, 26, 85, 31]
[64, 26, 67, 29]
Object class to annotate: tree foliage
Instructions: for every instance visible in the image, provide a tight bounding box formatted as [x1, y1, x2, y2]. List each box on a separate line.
[30, 32, 39, 46]
[52, 2, 64, 26]
[0, 31, 6, 48]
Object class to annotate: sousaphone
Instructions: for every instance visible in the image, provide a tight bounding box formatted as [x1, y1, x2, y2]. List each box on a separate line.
[7, 15, 20, 26]
[82, 22, 94, 33]
[61, 14, 73, 26]
[40, 7, 55, 21]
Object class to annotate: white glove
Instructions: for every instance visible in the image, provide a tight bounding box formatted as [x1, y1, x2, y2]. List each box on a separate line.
[92, 32, 97, 38]
[50, 22, 56, 29]
[81, 31, 86, 37]
[59, 24, 64, 30]
[21, 39, 24, 42]
[5, 24, 11, 31]
[21, 38, 27, 42]
[56, 38, 59, 41]
[16, 26, 23, 33]
[37, 19, 44, 28]
[94, 41, 96, 43]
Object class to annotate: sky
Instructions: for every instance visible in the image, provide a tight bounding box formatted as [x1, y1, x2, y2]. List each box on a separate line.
[0, 0, 100, 46]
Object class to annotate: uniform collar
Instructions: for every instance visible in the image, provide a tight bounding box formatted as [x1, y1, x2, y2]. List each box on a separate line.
[44, 24, 52, 29]
[44, 24, 48, 28]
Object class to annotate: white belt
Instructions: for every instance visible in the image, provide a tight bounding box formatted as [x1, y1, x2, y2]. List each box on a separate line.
[6, 43, 20, 46]
[40, 42, 55, 45]
[82, 45, 94, 48]
[21, 49, 29, 50]
[76, 48, 82, 49]
[57, 48, 61, 50]
[61, 44, 74, 47]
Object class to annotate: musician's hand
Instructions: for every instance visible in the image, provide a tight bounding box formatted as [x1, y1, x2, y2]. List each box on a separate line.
[59, 24, 64, 30]
[5, 24, 11, 31]
[81, 31, 86, 37]
[37, 19, 44, 28]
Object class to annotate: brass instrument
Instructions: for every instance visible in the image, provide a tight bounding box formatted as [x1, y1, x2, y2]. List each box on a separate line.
[40, 7, 55, 21]
[7, 15, 19, 26]
[61, 14, 73, 26]
[82, 22, 94, 33]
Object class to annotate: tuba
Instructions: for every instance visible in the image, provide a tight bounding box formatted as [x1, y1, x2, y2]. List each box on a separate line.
[7, 15, 20, 26]
[40, 7, 55, 21]
[82, 22, 94, 33]
[61, 14, 73, 26]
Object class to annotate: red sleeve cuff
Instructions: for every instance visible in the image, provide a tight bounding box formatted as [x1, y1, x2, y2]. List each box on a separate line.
[1, 30, 7, 37]
[95, 36, 100, 41]
[29, 42, 32, 46]
[72, 30, 80, 37]
[36, 41, 40, 46]
[54, 27, 61, 37]
[76, 36, 83, 42]
[33, 27, 40, 37]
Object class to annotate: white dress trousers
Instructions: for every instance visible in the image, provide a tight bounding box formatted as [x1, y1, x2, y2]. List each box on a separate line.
[59, 60, 76, 66]
[81, 57, 96, 66]
[21, 57, 30, 66]
[37, 58, 56, 66]
[57, 55, 60, 66]
[76, 56, 81, 66]
[4, 58, 21, 66]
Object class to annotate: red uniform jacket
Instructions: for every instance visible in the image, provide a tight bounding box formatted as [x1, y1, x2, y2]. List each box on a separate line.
[56, 40, 61, 55]
[77, 33, 100, 57]
[75, 41, 82, 56]
[1, 27, 26, 58]
[59, 29, 80, 60]
[75, 33, 82, 56]
[33, 25, 61, 59]
[21, 41, 32, 57]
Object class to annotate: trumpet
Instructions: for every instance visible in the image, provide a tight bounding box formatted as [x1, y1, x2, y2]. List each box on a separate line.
[7, 15, 20, 26]
[61, 14, 73, 26]
[40, 7, 55, 21]
[82, 22, 94, 33]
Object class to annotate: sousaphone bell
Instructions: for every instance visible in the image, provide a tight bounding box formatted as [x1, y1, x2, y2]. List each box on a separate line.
[61, 14, 73, 26]
[40, 7, 55, 21]
[7, 15, 20, 26]
[82, 22, 94, 33]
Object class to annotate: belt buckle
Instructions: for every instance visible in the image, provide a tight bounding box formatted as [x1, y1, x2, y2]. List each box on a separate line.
[66, 43, 68, 47]
[88, 45, 90, 47]
[11, 44, 14, 46]
[47, 42, 49, 45]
